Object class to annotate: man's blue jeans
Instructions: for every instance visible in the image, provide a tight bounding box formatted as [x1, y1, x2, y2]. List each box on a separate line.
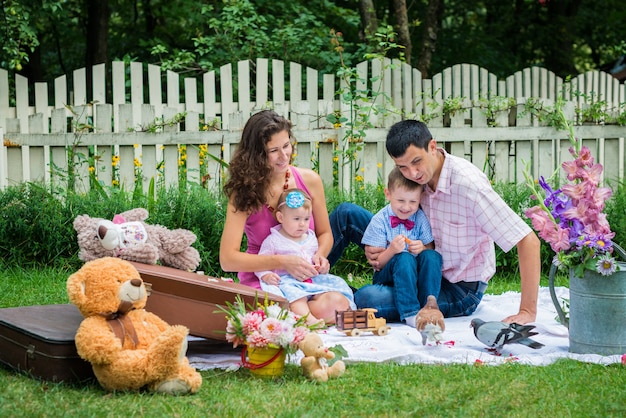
[354, 249, 443, 321]
[327, 202, 372, 266]
[355, 273, 486, 320]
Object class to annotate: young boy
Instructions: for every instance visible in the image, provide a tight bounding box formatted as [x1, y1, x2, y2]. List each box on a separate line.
[357, 167, 442, 327]
[255, 188, 356, 325]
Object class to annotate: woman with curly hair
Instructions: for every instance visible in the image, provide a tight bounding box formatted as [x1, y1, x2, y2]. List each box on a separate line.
[220, 110, 371, 323]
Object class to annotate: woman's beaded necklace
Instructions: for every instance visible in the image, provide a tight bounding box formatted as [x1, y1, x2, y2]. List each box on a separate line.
[267, 169, 290, 213]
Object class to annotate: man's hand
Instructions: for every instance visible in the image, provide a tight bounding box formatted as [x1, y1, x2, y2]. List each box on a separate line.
[365, 246, 384, 271]
[502, 309, 537, 325]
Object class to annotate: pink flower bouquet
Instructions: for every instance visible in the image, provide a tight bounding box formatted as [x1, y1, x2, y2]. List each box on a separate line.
[217, 295, 312, 354]
[524, 103, 619, 277]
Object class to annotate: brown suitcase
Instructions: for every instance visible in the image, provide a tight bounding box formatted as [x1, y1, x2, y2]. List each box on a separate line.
[132, 262, 288, 341]
[0, 304, 94, 382]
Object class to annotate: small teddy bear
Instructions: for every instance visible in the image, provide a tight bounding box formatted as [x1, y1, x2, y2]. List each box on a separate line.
[298, 333, 345, 382]
[73, 208, 201, 271]
[67, 257, 202, 394]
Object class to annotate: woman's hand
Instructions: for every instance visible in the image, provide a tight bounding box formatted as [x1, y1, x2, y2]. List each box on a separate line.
[283, 255, 319, 281]
[311, 254, 330, 275]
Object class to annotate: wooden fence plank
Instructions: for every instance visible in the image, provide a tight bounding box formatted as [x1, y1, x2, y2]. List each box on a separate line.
[220, 63, 234, 129]
[256, 58, 269, 110]
[401, 62, 412, 116]
[112, 61, 125, 133]
[184, 77, 199, 131]
[307, 66, 318, 129]
[93, 63, 106, 105]
[290, 62, 302, 103]
[0, 70, 8, 130]
[238, 60, 252, 115]
[272, 59, 285, 105]
[148, 64, 163, 117]
[73, 67, 87, 106]
[203, 70, 218, 123]
[166, 70, 180, 112]
[15, 74, 28, 134]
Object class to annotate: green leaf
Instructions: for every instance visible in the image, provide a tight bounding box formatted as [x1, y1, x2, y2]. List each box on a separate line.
[327, 344, 348, 366]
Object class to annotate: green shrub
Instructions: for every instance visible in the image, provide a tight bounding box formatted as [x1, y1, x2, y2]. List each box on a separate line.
[1, 178, 623, 279]
[0, 183, 77, 268]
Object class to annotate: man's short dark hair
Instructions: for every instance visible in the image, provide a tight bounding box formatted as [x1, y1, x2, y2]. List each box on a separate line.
[386, 120, 433, 158]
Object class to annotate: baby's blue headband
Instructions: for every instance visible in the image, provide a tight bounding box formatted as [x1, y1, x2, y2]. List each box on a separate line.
[280, 191, 308, 209]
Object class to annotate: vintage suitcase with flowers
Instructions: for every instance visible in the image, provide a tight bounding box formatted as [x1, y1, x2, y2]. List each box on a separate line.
[132, 262, 288, 341]
[0, 304, 94, 382]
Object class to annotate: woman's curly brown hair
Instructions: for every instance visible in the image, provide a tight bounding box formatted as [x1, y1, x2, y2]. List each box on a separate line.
[223, 110, 293, 212]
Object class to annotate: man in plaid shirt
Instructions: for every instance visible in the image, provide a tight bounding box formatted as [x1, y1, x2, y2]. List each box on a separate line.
[355, 120, 541, 324]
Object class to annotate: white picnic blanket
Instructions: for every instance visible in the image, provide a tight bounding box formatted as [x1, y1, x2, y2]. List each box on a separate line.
[187, 286, 625, 369]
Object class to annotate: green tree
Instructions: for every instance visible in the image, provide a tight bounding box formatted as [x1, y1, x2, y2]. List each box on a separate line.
[149, 0, 363, 76]
[0, 0, 63, 73]
[2, 0, 625, 84]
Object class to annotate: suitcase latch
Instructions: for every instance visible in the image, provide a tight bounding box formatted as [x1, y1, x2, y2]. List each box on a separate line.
[27, 344, 35, 359]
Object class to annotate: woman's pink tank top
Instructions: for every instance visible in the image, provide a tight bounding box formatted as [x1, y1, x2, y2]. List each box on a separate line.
[237, 167, 315, 288]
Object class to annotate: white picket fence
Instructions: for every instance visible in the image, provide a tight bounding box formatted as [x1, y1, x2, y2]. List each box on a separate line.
[1, 59, 626, 193]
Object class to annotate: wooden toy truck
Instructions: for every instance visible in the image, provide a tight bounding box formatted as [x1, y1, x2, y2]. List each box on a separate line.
[335, 308, 390, 337]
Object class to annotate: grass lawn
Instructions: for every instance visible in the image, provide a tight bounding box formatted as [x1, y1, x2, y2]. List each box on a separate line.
[1, 265, 625, 418]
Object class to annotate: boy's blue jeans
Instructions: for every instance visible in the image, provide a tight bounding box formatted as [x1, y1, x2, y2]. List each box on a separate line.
[356, 249, 443, 321]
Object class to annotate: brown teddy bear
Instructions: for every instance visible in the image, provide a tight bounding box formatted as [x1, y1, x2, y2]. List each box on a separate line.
[298, 333, 345, 382]
[67, 257, 202, 394]
[73, 208, 201, 271]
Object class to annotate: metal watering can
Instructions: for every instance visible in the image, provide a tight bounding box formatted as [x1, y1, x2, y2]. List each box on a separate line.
[549, 243, 626, 355]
